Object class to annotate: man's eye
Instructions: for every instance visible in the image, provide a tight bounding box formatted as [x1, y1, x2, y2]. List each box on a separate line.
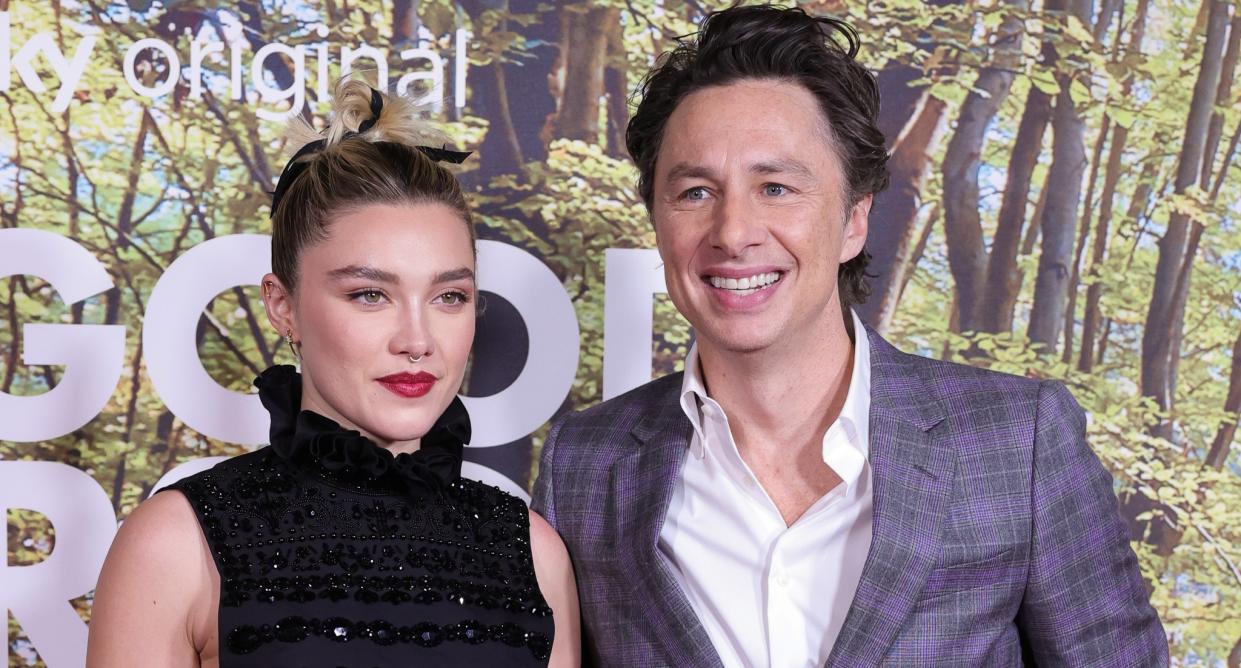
[683, 187, 708, 201]
[764, 184, 788, 197]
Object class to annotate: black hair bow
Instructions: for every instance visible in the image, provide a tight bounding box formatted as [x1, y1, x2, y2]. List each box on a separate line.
[268, 86, 473, 218]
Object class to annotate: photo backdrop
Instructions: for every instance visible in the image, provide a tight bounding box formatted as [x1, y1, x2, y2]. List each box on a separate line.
[1, 0, 1239, 665]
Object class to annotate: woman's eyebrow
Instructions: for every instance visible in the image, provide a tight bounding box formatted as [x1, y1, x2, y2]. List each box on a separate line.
[326, 264, 400, 284]
[433, 267, 476, 285]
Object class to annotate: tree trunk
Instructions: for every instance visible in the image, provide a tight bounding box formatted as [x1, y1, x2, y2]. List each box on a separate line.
[1210, 117, 1241, 200]
[392, 0, 419, 46]
[1061, 113, 1109, 363]
[1080, 0, 1151, 371]
[237, 2, 298, 96]
[1201, 329, 1238, 464]
[941, 1, 1025, 334]
[116, 110, 154, 249]
[1078, 120, 1125, 371]
[977, 88, 1053, 332]
[52, 0, 83, 323]
[603, 16, 628, 157]
[1027, 0, 1091, 351]
[1093, 0, 1122, 40]
[875, 63, 927, 143]
[860, 92, 949, 329]
[556, 6, 619, 143]
[461, 0, 561, 185]
[860, 35, 962, 330]
[1141, 0, 1229, 440]
[1064, 0, 1138, 364]
[895, 204, 939, 315]
[1165, 7, 1241, 419]
[1027, 97, 1087, 349]
[1089, 155, 1156, 367]
[1201, 10, 1241, 188]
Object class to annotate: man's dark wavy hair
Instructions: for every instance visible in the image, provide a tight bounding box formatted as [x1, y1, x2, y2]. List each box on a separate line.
[625, 4, 889, 309]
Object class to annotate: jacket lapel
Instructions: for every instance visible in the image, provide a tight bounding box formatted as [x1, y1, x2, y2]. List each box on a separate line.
[827, 328, 955, 666]
[615, 376, 724, 668]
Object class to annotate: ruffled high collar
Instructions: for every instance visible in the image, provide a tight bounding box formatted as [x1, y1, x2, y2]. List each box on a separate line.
[254, 365, 469, 496]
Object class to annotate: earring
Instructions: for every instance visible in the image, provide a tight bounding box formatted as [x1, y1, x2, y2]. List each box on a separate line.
[286, 329, 301, 362]
[408, 354, 424, 363]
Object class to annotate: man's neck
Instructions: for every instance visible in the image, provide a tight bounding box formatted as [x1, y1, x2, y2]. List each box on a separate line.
[697, 311, 856, 457]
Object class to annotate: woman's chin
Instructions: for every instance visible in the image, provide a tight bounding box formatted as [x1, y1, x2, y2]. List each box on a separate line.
[363, 420, 437, 447]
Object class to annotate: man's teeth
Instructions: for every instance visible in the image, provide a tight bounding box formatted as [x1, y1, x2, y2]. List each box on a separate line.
[708, 272, 781, 295]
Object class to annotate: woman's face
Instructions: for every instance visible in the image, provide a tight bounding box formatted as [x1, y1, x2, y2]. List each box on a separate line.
[263, 201, 476, 452]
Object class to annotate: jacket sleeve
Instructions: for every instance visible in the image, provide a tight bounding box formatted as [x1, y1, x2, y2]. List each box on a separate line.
[1016, 380, 1168, 666]
[530, 414, 565, 529]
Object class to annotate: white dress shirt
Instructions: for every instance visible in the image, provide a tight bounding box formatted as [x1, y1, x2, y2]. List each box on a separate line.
[659, 310, 873, 668]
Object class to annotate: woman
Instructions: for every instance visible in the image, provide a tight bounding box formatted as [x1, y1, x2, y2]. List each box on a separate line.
[87, 81, 580, 667]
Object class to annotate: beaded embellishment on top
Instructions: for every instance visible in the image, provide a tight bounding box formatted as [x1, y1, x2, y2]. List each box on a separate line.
[164, 365, 555, 666]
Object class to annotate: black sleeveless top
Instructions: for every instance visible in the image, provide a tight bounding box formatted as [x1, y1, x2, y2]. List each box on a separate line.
[164, 366, 554, 666]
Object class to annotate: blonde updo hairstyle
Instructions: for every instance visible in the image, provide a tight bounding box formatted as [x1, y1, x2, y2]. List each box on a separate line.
[270, 79, 474, 292]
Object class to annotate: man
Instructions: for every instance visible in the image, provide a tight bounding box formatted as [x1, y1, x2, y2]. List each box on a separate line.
[532, 5, 1167, 666]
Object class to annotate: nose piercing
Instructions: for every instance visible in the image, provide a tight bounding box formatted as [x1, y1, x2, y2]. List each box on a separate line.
[409, 354, 424, 363]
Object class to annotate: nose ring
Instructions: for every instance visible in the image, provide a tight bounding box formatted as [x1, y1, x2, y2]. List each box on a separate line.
[408, 354, 424, 363]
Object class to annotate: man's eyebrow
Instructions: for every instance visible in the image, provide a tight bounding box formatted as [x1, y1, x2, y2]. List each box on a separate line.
[664, 163, 718, 182]
[750, 158, 815, 179]
[433, 267, 475, 284]
[663, 159, 815, 182]
[326, 265, 400, 284]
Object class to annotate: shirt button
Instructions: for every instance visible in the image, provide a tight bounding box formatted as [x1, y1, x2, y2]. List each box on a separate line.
[774, 570, 789, 587]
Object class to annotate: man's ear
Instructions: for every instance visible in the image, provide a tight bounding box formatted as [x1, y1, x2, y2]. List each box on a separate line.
[840, 193, 872, 263]
[260, 273, 297, 342]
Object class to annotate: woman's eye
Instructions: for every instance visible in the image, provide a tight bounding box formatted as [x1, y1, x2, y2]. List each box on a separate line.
[438, 291, 470, 306]
[764, 184, 788, 197]
[351, 290, 385, 305]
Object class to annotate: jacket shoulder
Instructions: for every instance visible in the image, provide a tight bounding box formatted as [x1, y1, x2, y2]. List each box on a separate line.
[872, 333, 1042, 405]
[561, 372, 682, 428]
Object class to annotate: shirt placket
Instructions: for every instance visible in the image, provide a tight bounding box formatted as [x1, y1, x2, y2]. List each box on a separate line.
[766, 530, 809, 668]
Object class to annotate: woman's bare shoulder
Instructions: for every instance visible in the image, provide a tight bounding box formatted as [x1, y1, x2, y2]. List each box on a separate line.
[87, 490, 217, 667]
[528, 509, 570, 569]
[527, 509, 581, 667]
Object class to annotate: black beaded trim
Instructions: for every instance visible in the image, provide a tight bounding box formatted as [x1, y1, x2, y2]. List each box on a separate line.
[227, 616, 552, 660]
[230, 573, 551, 614]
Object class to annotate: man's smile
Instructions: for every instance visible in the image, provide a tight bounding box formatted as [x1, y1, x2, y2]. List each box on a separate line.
[705, 271, 783, 296]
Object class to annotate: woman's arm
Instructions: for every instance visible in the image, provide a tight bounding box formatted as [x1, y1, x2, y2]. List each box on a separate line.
[529, 509, 582, 667]
[87, 490, 217, 667]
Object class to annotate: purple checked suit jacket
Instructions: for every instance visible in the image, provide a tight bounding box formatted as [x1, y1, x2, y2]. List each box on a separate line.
[532, 326, 1167, 667]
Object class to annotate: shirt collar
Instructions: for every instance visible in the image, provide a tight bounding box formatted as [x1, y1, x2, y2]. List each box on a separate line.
[679, 343, 712, 454]
[678, 310, 872, 463]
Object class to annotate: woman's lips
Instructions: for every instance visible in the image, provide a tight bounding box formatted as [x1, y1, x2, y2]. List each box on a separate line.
[376, 371, 437, 398]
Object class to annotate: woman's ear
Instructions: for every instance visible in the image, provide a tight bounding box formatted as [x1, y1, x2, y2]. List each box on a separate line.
[261, 273, 296, 341]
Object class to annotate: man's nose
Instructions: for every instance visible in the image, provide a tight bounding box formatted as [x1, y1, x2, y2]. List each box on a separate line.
[708, 189, 766, 257]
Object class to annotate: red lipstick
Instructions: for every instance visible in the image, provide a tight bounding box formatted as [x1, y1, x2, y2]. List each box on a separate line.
[376, 371, 437, 398]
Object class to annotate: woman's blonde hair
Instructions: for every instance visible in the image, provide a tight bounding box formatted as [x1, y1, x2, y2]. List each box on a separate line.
[270, 79, 473, 290]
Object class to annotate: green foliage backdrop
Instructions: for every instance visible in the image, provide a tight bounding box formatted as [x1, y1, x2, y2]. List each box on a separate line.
[0, 0, 1238, 664]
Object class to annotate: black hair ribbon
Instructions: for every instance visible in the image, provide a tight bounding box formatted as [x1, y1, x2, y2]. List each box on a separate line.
[268, 86, 473, 218]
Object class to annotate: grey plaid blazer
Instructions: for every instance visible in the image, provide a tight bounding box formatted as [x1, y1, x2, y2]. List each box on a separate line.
[532, 326, 1167, 667]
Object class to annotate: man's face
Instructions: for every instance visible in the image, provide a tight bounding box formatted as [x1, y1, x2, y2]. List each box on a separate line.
[651, 78, 871, 357]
